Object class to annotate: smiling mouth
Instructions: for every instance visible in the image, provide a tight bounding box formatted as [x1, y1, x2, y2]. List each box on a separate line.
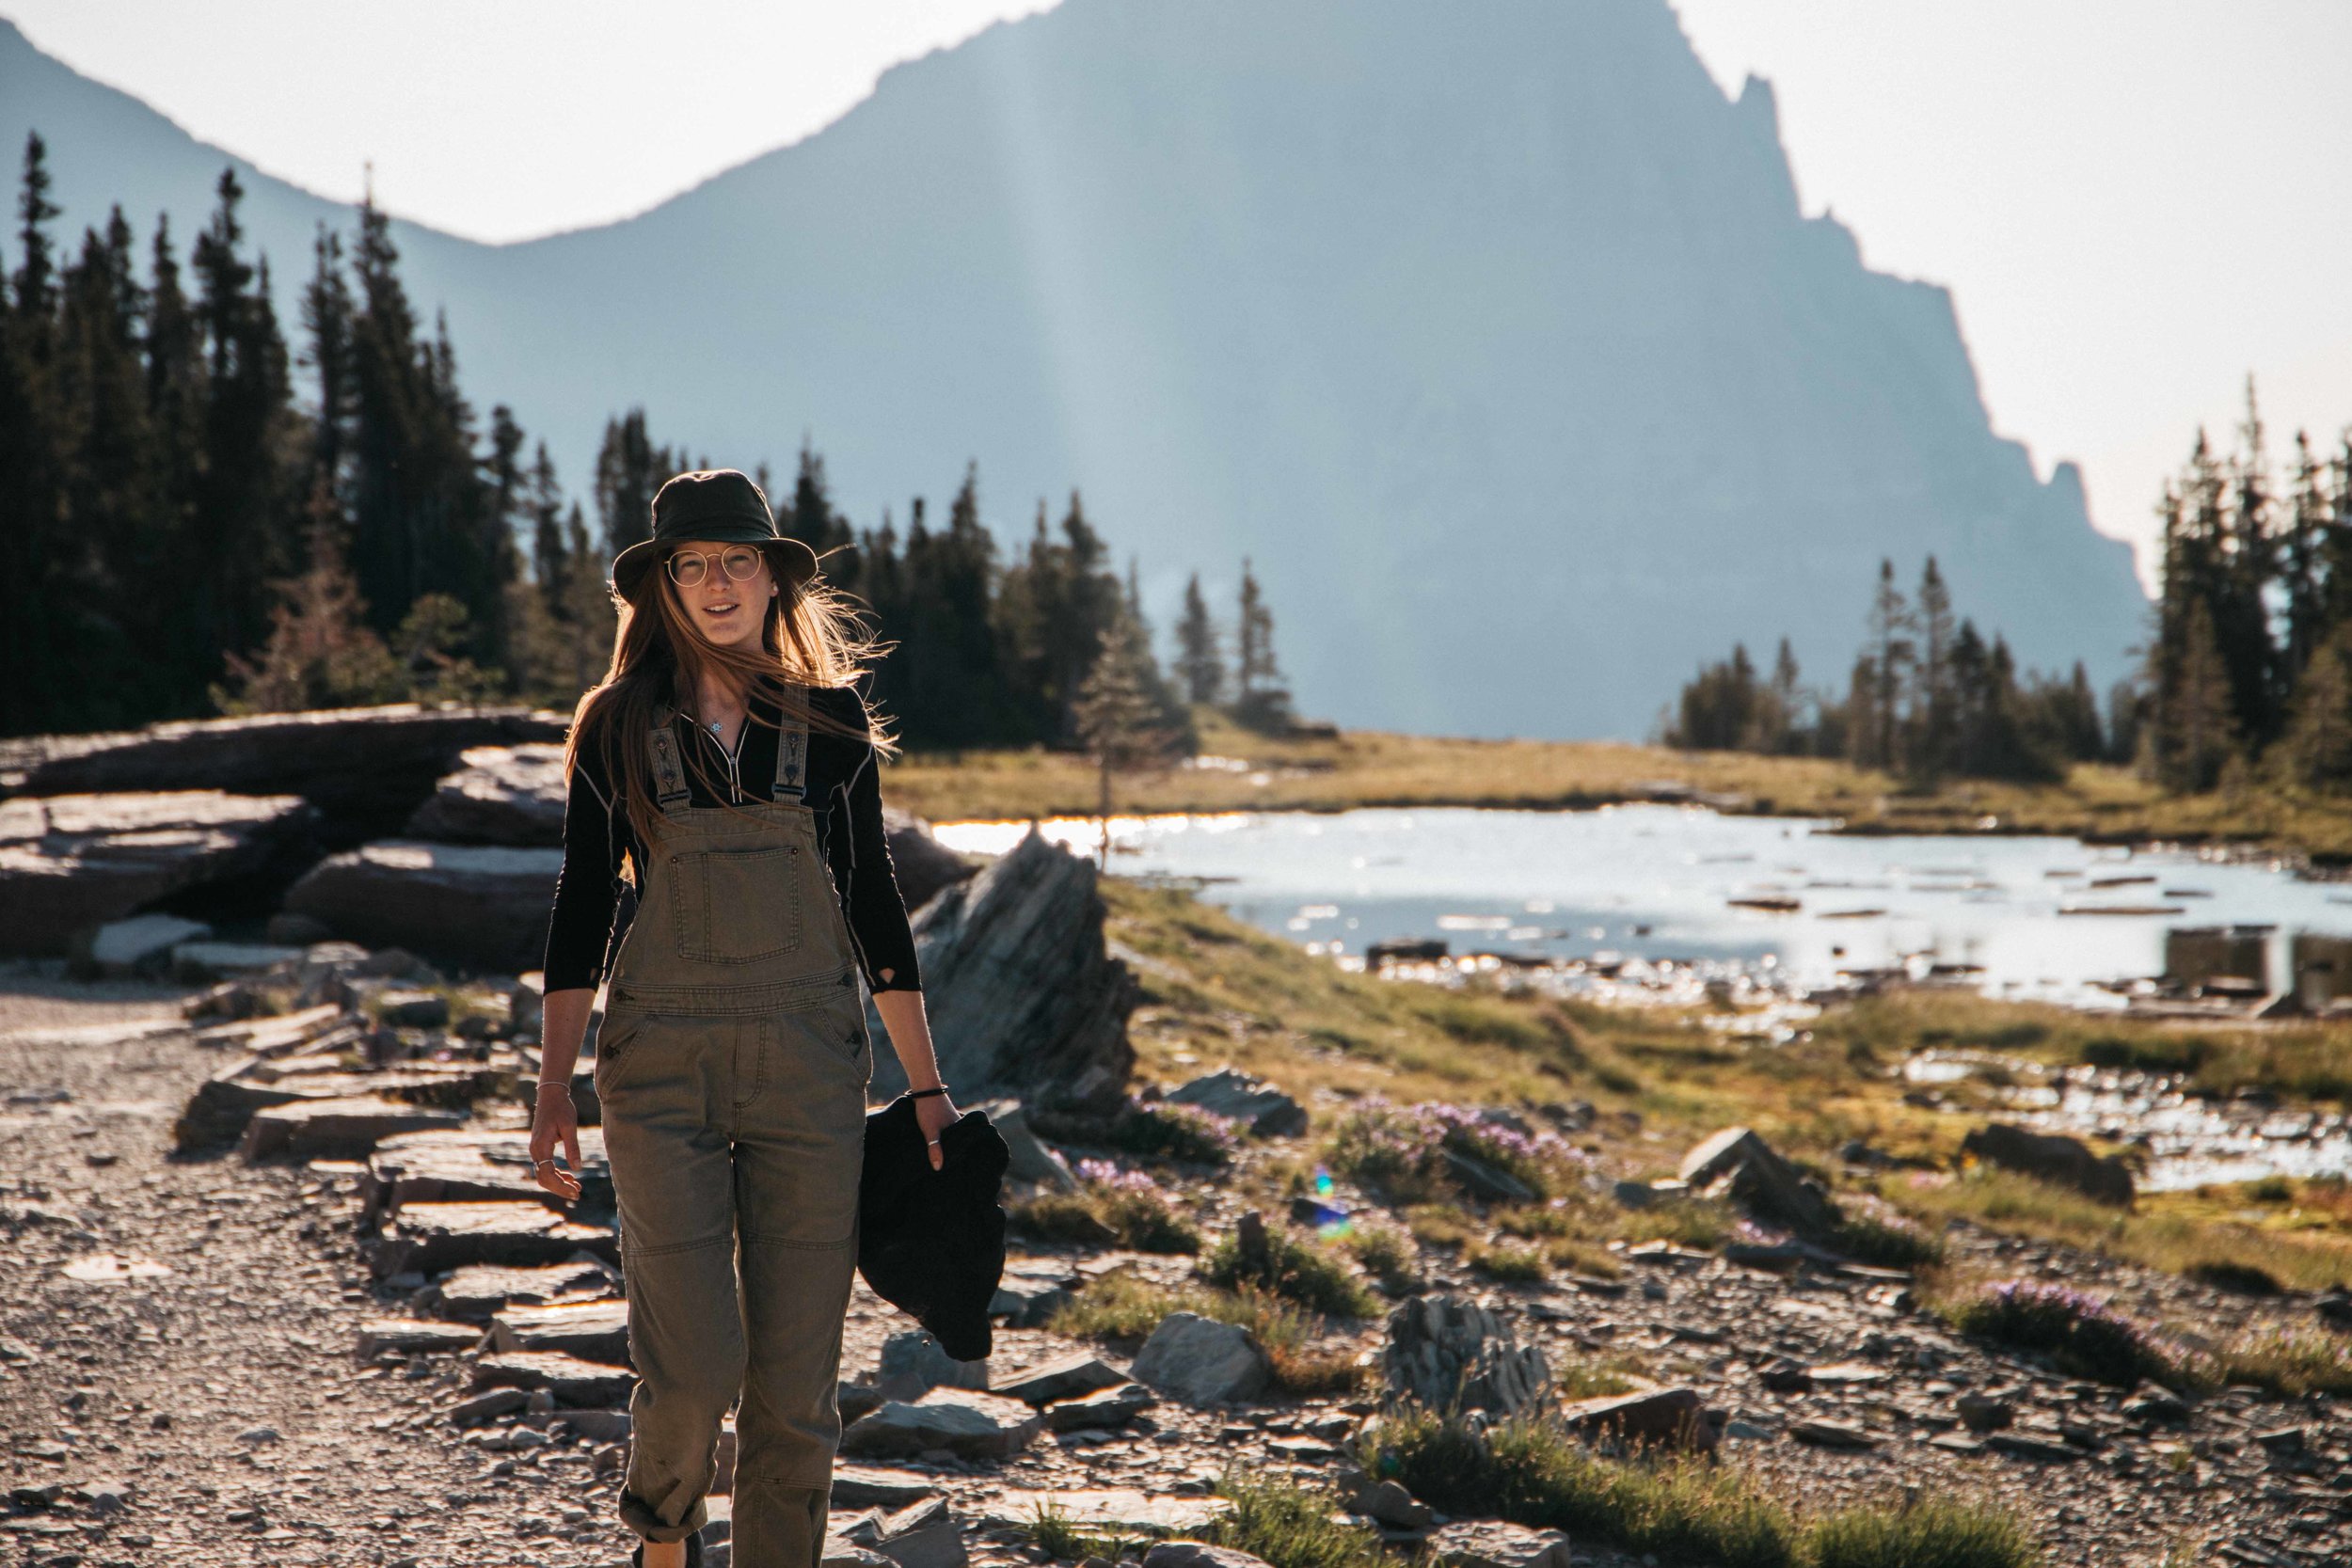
[704, 601, 740, 615]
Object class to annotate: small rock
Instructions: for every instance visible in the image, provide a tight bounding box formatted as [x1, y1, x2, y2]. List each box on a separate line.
[1381, 1293, 1550, 1417]
[1164, 1069, 1308, 1138]
[997, 1354, 1125, 1407]
[1041, 1382, 1155, 1433]
[1986, 1432, 2081, 1463]
[1956, 1392, 2014, 1433]
[236, 1426, 282, 1446]
[876, 1330, 991, 1401]
[2253, 1425, 2307, 1454]
[449, 1388, 532, 1428]
[1360, 1479, 1435, 1530]
[1959, 1123, 2134, 1208]
[1132, 1312, 1271, 1405]
[1559, 1387, 1716, 1453]
[1788, 1418, 1877, 1450]
[1678, 1127, 1839, 1237]
[375, 989, 452, 1029]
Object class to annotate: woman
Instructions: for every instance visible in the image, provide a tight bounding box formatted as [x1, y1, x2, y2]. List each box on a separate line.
[529, 468, 956, 1568]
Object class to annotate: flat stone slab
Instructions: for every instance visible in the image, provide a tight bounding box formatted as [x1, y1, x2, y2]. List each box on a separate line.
[977, 1489, 1229, 1533]
[472, 1351, 634, 1408]
[1429, 1521, 1574, 1568]
[1789, 1418, 1879, 1450]
[241, 1096, 468, 1162]
[839, 1388, 1041, 1460]
[433, 1259, 620, 1323]
[488, 1298, 630, 1365]
[1144, 1544, 1274, 1568]
[365, 1200, 619, 1279]
[1987, 1432, 2083, 1463]
[357, 1318, 485, 1357]
[997, 1353, 1126, 1407]
[1805, 1361, 1892, 1386]
[830, 1466, 943, 1511]
[362, 1127, 612, 1218]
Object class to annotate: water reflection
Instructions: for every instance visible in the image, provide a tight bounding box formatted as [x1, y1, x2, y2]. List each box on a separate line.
[935, 804, 2350, 1007]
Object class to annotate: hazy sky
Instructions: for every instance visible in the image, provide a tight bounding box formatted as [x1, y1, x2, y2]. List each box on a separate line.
[6, 0, 2345, 587]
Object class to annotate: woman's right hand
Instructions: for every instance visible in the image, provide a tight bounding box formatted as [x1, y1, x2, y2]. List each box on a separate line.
[531, 1082, 585, 1202]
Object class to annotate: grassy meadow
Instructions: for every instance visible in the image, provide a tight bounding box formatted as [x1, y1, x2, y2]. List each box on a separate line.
[1100, 885, 2352, 1299]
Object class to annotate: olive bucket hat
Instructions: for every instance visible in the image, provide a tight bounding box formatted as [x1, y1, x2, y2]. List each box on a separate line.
[610, 468, 819, 601]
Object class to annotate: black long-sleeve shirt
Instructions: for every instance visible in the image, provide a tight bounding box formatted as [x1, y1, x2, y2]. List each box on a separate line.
[540, 683, 923, 995]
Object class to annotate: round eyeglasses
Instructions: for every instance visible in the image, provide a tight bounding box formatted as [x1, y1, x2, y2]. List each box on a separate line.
[666, 546, 764, 588]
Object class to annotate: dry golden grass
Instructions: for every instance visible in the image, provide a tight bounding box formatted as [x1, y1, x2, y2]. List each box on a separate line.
[882, 705, 2352, 857]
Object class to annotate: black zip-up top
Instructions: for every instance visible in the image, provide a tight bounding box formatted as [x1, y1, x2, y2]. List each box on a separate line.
[540, 682, 922, 996]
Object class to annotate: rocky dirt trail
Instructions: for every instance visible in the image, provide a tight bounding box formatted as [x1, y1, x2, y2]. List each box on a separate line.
[6, 956, 2352, 1568]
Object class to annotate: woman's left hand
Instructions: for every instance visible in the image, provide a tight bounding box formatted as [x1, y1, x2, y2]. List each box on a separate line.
[914, 1090, 959, 1171]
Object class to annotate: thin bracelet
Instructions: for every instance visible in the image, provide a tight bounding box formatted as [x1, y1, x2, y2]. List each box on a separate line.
[907, 1085, 950, 1101]
[534, 1080, 573, 1095]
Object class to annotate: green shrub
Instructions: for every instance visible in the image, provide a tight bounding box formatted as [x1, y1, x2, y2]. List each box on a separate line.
[1336, 1213, 1424, 1293]
[1201, 1220, 1380, 1318]
[1618, 1196, 1735, 1251]
[1832, 1209, 1947, 1269]
[1111, 1101, 1242, 1164]
[2208, 1329, 2352, 1397]
[1942, 1281, 2177, 1386]
[1470, 1242, 1549, 1284]
[1203, 1473, 1386, 1568]
[1802, 1494, 2042, 1568]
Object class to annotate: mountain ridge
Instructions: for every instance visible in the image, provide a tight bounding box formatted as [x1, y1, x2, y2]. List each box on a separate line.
[0, 1, 2149, 738]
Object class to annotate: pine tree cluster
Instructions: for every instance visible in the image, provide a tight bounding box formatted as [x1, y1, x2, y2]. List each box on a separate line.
[1665, 556, 2115, 786]
[0, 137, 1294, 752]
[2144, 383, 2352, 795]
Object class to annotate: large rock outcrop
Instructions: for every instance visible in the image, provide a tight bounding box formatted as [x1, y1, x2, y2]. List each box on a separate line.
[0, 705, 565, 845]
[0, 791, 318, 954]
[867, 828, 1136, 1111]
[405, 744, 568, 846]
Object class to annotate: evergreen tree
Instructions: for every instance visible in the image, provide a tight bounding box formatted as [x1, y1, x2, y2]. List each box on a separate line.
[2279, 624, 2352, 793]
[1174, 572, 1226, 705]
[1911, 556, 1955, 783]
[1859, 559, 1914, 771]
[2282, 430, 2330, 683]
[12, 135, 60, 331]
[1073, 605, 1181, 867]
[594, 407, 670, 556]
[783, 437, 855, 559]
[1232, 557, 1292, 731]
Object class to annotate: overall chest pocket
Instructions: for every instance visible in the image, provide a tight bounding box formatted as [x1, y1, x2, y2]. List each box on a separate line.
[669, 843, 805, 963]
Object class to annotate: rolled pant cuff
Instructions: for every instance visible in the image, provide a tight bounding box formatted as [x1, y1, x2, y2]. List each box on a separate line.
[618, 1486, 708, 1544]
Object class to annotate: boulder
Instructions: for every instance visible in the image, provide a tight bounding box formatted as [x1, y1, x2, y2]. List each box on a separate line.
[838, 1389, 1041, 1460]
[283, 839, 564, 973]
[0, 791, 317, 954]
[840, 1496, 967, 1568]
[1130, 1312, 1271, 1405]
[875, 1330, 991, 1400]
[1164, 1069, 1307, 1138]
[4, 704, 566, 844]
[1381, 1294, 1551, 1418]
[996, 1354, 1126, 1407]
[882, 808, 979, 916]
[365, 1200, 620, 1278]
[867, 828, 1136, 1112]
[1559, 1387, 1716, 1453]
[1959, 1123, 2136, 1208]
[1789, 1418, 1878, 1450]
[405, 744, 569, 845]
[990, 1259, 1079, 1326]
[488, 1298, 630, 1364]
[1677, 1127, 1840, 1237]
[1428, 1521, 1574, 1568]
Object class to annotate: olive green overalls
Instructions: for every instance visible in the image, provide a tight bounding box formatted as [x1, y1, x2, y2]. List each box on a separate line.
[593, 696, 872, 1563]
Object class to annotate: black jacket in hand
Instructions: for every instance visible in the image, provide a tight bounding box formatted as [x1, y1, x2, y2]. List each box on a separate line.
[856, 1097, 1009, 1361]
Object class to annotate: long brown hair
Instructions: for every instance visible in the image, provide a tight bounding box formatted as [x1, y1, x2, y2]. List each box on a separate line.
[564, 550, 897, 862]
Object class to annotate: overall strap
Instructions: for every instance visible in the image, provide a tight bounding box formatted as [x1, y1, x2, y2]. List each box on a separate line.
[646, 713, 691, 817]
[772, 686, 810, 802]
